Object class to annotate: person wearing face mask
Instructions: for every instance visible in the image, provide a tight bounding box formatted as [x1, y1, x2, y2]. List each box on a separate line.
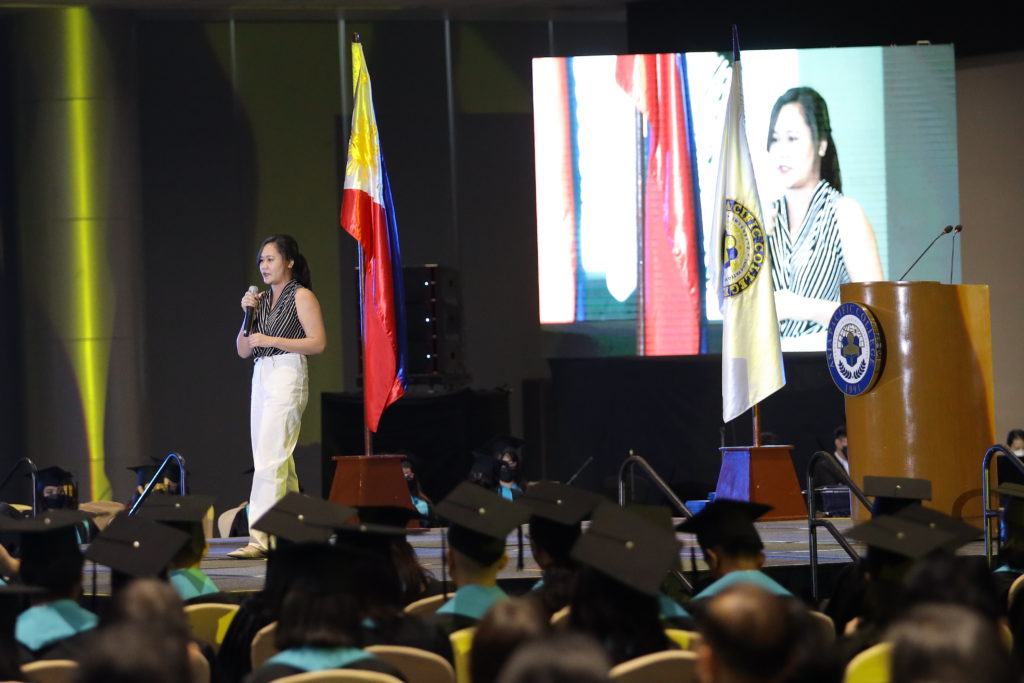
[400, 456, 433, 525]
[764, 87, 883, 351]
[1008, 429, 1024, 458]
[833, 425, 850, 475]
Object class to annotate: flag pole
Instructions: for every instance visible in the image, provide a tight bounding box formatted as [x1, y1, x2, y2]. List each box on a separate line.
[350, 32, 372, 456]
[752, 403, 761, 447]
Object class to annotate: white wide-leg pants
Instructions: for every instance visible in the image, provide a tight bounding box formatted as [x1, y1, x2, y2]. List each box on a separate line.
[249, 353, 307, 549]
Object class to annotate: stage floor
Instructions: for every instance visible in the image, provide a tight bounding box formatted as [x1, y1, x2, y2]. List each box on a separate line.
[81, 518, 987, 597]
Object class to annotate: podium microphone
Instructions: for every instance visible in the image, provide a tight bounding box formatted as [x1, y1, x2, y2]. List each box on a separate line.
[899, 225, 954, 281]
[950, 224, 963, 283]
[242, 285, 258, 336]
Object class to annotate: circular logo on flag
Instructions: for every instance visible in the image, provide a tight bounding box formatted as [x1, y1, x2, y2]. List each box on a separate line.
[722, 198, 766, 298]
[826, 302, 884, 396]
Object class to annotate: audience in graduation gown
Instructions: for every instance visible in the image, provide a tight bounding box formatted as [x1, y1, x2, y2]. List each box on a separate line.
[355, 504, 443, 605]
[243, 556, 405, 683]
[679, 499, 792, 601]
[568, 501, 679, 664]
[136, 495, 221, 601]
[0, 509, 99, 664]
[428, 482, 529, 635]
[334, 511, 452, 661]
[217, 493, 358, 683]
[1, 584, 40, 682]
[517, 482, 600, 618]
[469, 597, 548, 683]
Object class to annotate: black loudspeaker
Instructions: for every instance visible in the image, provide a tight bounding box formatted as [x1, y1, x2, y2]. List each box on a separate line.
[403, 265, 467, 386]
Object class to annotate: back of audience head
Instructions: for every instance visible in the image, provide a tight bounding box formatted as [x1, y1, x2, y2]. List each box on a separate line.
[887, 603, 1019, 683]
[569, 565, 668, 664]
[902, 554, 1002, 621]
[470, 598, 548, 683]
[695, 584, 828, 683]
[75, 622, 193, 683]
[274, 578, 361, 651]
[495, 631, 611, 683]
[103, 577, 190, 637]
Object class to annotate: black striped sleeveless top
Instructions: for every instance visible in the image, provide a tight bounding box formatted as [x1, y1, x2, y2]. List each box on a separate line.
[767, 180, 849, 339]
[253, 280, 306, 359]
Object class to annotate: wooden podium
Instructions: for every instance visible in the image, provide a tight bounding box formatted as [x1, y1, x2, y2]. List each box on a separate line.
[715, 445, 807, 520]
[842, 282, 994, 522]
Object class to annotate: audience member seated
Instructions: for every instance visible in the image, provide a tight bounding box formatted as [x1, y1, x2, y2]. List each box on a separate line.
[694, 583, 840, 683]
[0, 509, 98, 664]
[678, 499, 791, 600]
[244, 576, 406, 683]
[355, 504, 443, 605]
[886, 603, 1020, 683]
[568, 501, 680, 664]
[75, 622, 194, 683]
[495, 631, 611, 683]
[136, 495, 221, 601]
[429, 482, 529, 635]
[469, 597, 548, 683]
[218, 493, 358, 683]
[517, 482, 601, 618]
[838, 507, 969, 663]
[334, 514, 452, 661]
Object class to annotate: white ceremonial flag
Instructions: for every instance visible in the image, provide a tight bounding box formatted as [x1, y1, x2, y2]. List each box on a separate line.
[710, 37, 786, 423]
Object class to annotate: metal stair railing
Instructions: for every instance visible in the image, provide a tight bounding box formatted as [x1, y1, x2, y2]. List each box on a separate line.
[127, 452, 188, 516]
[982, 444, 1024, 566]
[806, 450, 871, 602]
[0, 457, 39, 515]
[617, 451, 694, 593]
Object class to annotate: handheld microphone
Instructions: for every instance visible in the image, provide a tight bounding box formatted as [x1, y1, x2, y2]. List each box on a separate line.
[899, 225, 953, 281]
[950, 225, 963, 283]
[242, 285, 258, 336]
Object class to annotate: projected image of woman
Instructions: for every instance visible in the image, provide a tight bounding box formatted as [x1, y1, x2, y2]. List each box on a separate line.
[231, 234, 326, 559]
[765, 87, 883, 350]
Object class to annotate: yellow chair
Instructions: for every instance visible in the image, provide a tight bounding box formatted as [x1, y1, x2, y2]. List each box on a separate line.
[843, 641, 892, 683]
[609, 650, 698, 683]
[809, 610, 836, 644]
[250, 620, 280, 670]
[184, 602, 240, 653]
[365, 645, 455, 683]
[549, 605, 571, 627]
[20, 659, 79, 683]
[273, 671, 403, 683]
[664, 628, 701, 650]
[449, 627, 476, 683]
[1009, 574, 1024, 609]
[404, 594, 447, 617]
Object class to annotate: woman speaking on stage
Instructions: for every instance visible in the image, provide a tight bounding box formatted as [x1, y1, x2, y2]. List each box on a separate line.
[231, 234, 326, 558]
[765, 87, 884, 351]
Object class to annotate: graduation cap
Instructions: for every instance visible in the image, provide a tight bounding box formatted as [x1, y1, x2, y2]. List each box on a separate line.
[571, 501, 681, 596]
[863, 476, 931, 517]
[127, 461, 185, 499]
[519, 482, 601, 527]
[249, 493, 357, 545]
[676, 499, 772, 555]
[134, 494, 215, 524]
[0, 510, 94, 595]
[85, 515, 190, 578]
[844, 514, 957, 560]
[436, 482, 529, 566]
[894, 504, 981, 550]
[475, 436, 526, 458]
[355, 505, 419, 529]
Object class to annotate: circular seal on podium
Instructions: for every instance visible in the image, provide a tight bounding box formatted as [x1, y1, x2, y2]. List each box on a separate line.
[825, 302, 884, 396]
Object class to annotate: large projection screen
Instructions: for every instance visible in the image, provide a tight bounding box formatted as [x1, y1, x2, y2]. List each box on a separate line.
[533, 45, 959, 356]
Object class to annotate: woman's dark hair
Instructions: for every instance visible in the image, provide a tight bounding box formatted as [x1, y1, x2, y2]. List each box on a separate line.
[76, 623, 193, 683]
[103, 577, 190, 636]
[767, 87, 842, 192]
[888, 604, 1019, 683]
[529, 517, 581, 616]
[1008, 429, 1024, 446]
[470, 598, 548, 683]
[257, 234, 312, 290]
[275, 580, 361, 651]
[902, 554, 1002, 620]
[568, 566, 669, 665]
